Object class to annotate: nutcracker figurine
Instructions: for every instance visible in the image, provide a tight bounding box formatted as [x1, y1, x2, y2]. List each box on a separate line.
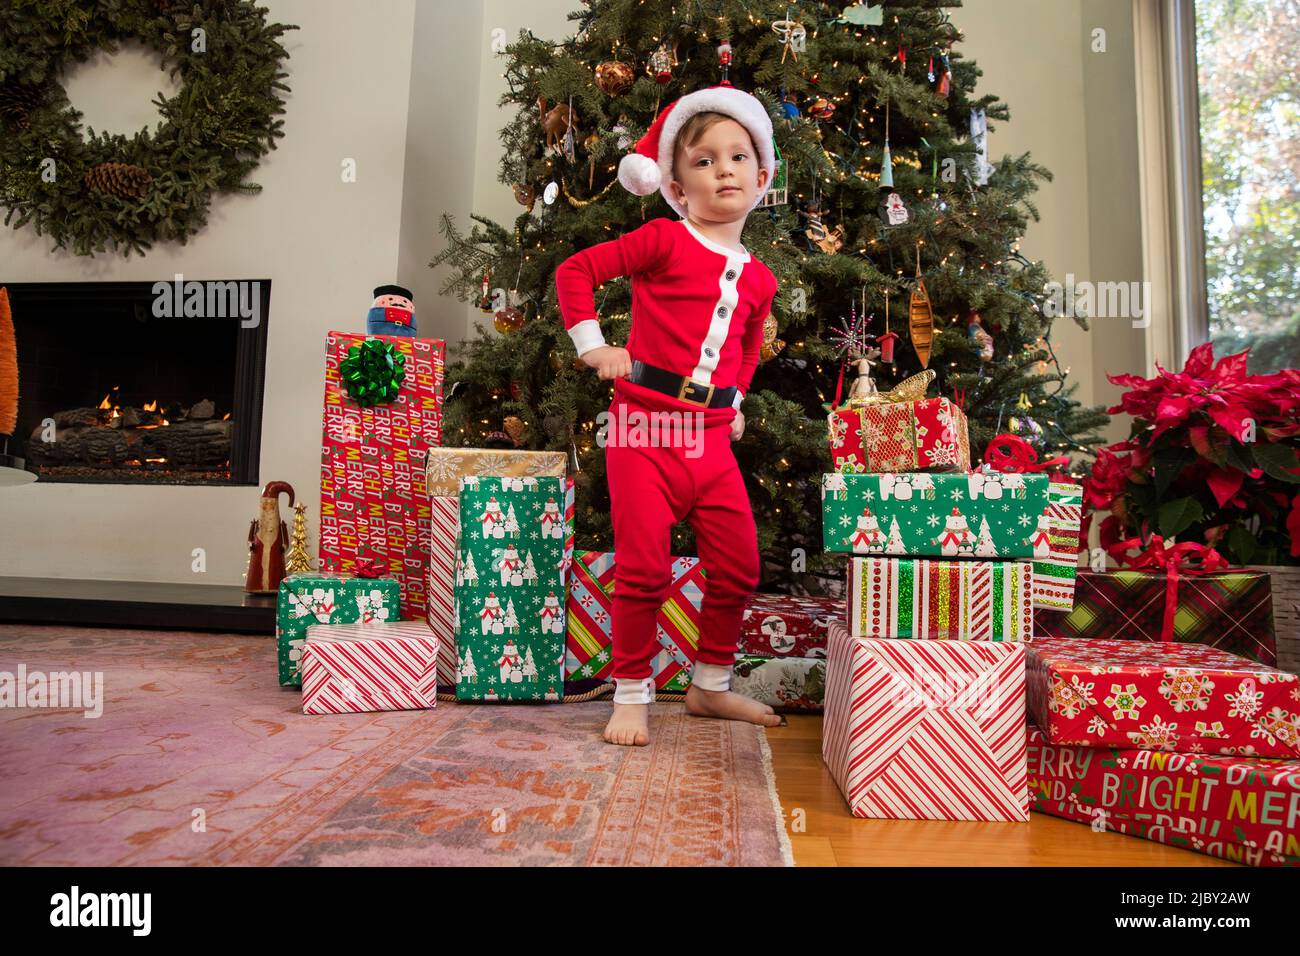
[366, 284, 417, 338]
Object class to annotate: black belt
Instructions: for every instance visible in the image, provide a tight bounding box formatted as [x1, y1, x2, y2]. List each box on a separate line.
[627, 360, 737, 409]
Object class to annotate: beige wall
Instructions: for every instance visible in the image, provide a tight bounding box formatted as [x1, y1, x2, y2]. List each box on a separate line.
[0, 0, 1145, 584]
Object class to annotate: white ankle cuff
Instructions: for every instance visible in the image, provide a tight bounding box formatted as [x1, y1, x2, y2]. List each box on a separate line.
[613, 677, 655, 705]
[691, 661, 733, 692]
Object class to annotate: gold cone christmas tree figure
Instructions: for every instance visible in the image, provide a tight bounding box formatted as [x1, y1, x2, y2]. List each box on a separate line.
[284, 502, 314, 575]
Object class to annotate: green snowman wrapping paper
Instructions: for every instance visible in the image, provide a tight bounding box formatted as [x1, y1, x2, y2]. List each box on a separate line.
[276, 572, 403, 686]
[454, 474, 573, 701]
[820, 471, 1054, 559]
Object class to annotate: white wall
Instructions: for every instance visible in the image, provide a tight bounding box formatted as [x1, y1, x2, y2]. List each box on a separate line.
[0, 0, 1144, 585]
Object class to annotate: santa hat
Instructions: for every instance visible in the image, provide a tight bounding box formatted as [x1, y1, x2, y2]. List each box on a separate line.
[617, 84, 776, 218]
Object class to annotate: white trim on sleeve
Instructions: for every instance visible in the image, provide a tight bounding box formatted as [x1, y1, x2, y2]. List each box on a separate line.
[567, 319, 607, 356]
[732, 390, 745, 410]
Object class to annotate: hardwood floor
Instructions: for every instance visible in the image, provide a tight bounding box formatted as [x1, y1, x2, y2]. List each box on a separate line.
[766, 714, 1236, 867]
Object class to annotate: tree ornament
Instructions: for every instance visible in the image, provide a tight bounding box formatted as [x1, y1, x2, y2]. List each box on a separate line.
[494, 304, 525, 334]
[538, 97, 579, 158]
[937, 52, 952, 97]
[83, 162, 153, 201]
[717, 39, 733, 84]
[877, 294, 899, 364]
[909, 245, 934, 369]
[595, 61, 634, 96]
[340, 340, 406, 406]
[772, 18, 807, 62]
[543, 181, 559, 205]
[928, 55, 936, 83]
[967, 310, 993, 361]
[838, 2, 884, 26]
[803, 199, 844, 254]
[970, 108, 991, 185]
[808, 97, 835, 120]
[879, 103, 909, 225]
[760, 313, 785, 362]
[647, 42, 678, 83]
[612, 115, 632, 149]
[512, 183, 536, 208]
[478, 270, 494, 313]
[283, 502, 314, 575]
[503, 415, 526, 445]
[780, 84, 801, 120]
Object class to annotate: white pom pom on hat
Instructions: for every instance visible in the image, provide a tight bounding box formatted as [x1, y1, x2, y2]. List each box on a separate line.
[616, 83, 776, 219]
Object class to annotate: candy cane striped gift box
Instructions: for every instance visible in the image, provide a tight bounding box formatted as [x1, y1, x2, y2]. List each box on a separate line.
[301, 622, 438, 715]
[822, 621, 1029, 821]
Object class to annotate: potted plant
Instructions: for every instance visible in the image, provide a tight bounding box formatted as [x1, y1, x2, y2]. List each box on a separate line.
[1084, 343, 1300, 669]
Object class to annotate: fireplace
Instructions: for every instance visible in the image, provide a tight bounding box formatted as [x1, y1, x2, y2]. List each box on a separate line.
[2, 281, 270, 485]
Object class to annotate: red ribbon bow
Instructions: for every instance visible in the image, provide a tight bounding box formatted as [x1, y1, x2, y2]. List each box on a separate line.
[354, 556, 386, 579]
[1105, 535, 1230, 642]
[983, 434, 1068, 475]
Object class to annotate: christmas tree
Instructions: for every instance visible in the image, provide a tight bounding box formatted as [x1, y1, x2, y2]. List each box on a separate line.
[431, 0, 1107, 593]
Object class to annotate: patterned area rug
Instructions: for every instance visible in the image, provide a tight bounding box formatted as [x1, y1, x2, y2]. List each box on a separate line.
[0, 625, 792, 866]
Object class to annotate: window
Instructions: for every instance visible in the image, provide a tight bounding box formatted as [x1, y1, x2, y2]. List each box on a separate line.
[1191, 0, 1300, 373]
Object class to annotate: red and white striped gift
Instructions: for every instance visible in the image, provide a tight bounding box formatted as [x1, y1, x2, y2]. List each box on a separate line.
[424, 495, 460, 688]
[301, 622, 438, 715]
[822, 621, 1028, 821]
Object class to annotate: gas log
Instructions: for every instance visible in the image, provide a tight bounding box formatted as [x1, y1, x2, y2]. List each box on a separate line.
[27, 401, 232, 470]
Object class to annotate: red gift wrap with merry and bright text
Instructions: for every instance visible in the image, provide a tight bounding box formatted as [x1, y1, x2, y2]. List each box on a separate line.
[1027, 724, 1300, 867]
[319, 332, 446, 619]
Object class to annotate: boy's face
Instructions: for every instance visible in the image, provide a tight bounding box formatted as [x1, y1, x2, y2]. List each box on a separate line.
[669, 118, 770, 223]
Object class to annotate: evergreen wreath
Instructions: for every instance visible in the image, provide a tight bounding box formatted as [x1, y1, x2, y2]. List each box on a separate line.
[0, 0, 298, 257]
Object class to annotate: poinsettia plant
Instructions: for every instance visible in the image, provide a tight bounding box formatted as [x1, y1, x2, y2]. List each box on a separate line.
[1084, 343, 1300, 565]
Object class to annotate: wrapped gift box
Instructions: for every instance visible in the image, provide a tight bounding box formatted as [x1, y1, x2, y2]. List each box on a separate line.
[424, 450, 568, 689]
[319, 332, 446, 619]
[732, 655, 825, 711]
[739, 593, 841, 658]
[1031, 480, 1082, 612]
[821, 471, 1051, 558]
[828, 396, 970, 474]
[564, 551, 705, 692]
[848, 556, 1033, 641]
[823, 621, 1028, 821]
[1034, 568, 1277, 665]
[454, 475, 573, 702]
[301, 622, 438, 714]
[426, 448, 568, 498]
[276, 573, 402, 687]
[1027, 637, 1300, 758]
[1027, 724, 1300, 867]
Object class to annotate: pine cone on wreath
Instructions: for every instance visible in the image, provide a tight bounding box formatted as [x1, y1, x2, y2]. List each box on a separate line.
[0, 83, 47, 130]
[83, 162, 154, 201]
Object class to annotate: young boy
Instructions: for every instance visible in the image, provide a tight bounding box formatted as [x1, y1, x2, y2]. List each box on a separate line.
[554, 85, 783, 746]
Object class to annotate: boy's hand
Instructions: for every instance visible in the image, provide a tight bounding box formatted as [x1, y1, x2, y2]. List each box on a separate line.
[730, 409, 745, 441]
[581, 345, 632, 381]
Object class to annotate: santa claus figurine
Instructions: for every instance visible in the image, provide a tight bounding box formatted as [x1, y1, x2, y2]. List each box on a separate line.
[245, 481, 295, 593]
[367, 284, 417, 338]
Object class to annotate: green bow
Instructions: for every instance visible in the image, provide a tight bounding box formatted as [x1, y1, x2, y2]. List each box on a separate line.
[340, 339, 406, 406]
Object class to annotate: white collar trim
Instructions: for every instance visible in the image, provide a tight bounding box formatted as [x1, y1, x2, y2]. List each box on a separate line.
[679, 218, 750, 262]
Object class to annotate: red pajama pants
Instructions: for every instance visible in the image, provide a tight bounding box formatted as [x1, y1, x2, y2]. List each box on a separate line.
[605, 390, 760, 681]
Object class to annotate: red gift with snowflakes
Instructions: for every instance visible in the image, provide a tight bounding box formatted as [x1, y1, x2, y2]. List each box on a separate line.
[828, 396, 970, 473]
[1027, 637, 1300, 759]
[738, 592, 842, 658]
[1028, 724, 1300, 867]
[319, 332, 446, 620]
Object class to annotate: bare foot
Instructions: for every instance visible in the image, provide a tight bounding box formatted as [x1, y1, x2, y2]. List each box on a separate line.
[685, 685, 785, 727]
[603, 702, 650, 746]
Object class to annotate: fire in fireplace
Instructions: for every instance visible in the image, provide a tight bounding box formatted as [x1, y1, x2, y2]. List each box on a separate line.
[1, 281, 269, 486]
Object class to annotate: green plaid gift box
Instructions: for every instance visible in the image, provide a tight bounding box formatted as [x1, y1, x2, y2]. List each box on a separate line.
[1034, 568, 1277, 666]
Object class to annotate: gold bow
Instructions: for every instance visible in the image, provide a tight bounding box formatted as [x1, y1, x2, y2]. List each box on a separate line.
[846, 369, 936, 408]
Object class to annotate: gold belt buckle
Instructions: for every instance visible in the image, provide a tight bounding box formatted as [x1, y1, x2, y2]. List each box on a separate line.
[676, 378, 715, 406]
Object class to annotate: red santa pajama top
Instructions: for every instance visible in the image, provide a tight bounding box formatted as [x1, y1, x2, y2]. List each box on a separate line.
[554, 216, 777, 423]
